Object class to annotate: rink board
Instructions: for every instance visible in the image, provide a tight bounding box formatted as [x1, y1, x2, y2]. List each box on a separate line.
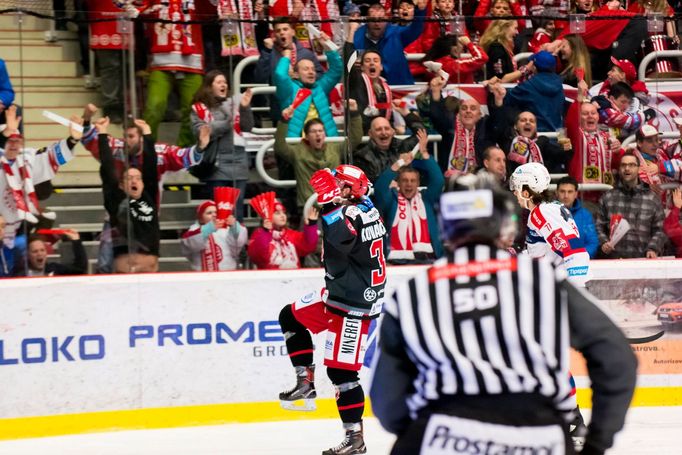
[1, 260, 682, 440]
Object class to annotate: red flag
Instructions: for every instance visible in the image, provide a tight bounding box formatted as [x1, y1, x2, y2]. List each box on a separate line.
[291, 88, 312, 110]
[214, 186, 241, 220]
[249, 191, 277, 221]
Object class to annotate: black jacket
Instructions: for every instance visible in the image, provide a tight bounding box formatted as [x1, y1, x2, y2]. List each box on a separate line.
[427, 95, 498, 173]
[352, 112, 423, 183]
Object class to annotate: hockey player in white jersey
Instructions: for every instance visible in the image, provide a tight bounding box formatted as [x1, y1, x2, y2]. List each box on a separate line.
[509, 162, 590, 284]
[509, 162, 591, 447]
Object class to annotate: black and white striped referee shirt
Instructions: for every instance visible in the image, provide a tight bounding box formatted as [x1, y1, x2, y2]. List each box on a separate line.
[383, 243, 574, 416]
[371, 243, 637, 451]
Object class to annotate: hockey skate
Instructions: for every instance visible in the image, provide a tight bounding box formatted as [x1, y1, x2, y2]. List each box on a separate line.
[279, 365, 317, 411]
[569, 407, 588, 451]
[322, 423, 366, 455]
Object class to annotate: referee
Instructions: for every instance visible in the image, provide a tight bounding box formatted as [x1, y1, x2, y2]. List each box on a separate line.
[370, 174, 637, 455]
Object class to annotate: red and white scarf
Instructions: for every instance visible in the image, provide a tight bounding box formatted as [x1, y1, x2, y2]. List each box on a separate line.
[633, 147, 663, 189]
[1, 154, 41, 223]
[580, 130, 612, 184]
[361, 73, 392, 121]
[217, 0, 259, 57]
[508, 135, 543, 165]
[192, 98, 245, 144]
[269, 229, 300, 269]
[201, 234, 224, 271]
[447, 118, 476, 175]
[388, 192, 433, 260]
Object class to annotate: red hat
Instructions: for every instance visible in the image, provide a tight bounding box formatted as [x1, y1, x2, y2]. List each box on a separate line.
[610, 57, 636, 83]
[196, 200, 216, 220]
[7, 132, 22, 141]
[273, 199, 286, 213]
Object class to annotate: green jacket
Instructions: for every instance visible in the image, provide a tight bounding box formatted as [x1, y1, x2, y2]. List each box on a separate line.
[275, 112, 363, 207]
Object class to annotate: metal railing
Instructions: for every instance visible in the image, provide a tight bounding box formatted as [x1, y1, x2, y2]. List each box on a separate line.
[621, 131, 680, 149]
[638, 50, 682, 82]
[255, 134, 443, 188]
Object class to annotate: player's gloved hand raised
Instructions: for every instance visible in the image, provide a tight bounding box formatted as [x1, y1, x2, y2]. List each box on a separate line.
[310, 169, 340, 204]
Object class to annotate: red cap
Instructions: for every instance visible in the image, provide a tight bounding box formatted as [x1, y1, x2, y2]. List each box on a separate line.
[7, 132, 22, 141]
[274, 199, 286, 213]
[196, 200, 216, 220]
[610, 57, 636, 83]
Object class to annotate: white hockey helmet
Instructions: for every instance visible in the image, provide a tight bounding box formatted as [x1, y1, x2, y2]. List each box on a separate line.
[509, 162, 551, 194]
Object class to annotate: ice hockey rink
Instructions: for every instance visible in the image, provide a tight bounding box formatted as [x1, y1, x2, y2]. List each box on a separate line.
[0, 407, 680, 454]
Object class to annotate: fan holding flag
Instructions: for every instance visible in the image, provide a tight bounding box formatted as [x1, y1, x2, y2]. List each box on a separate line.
[180, 189, 247, 272]
[247, 192, 319, 270]
[274, 30, 343, 138]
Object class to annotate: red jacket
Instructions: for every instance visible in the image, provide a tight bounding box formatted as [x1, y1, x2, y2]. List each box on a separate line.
[664, 207, 682, 257]
[248, 225, 318, 269]
[433, 42, 488, 84]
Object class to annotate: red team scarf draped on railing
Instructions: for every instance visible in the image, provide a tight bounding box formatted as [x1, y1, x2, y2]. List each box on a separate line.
[389, 192, 432, 260]
[1, 155, 41, 224]
[581, 130, 613, 184]
[448, 118, 476, 175]
[508, 135, 544, 165]
[217, 0, 259, 56]
[361, 73, 392, 121]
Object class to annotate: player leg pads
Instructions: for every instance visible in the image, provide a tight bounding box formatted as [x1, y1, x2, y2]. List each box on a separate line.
[328, 368, 365, 424]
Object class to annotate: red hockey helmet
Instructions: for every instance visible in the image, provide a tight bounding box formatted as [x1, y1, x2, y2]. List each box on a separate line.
[334, 164, 370, 199]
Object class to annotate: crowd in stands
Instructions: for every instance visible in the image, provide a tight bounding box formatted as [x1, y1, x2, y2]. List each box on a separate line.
[2, 0, 682, 277]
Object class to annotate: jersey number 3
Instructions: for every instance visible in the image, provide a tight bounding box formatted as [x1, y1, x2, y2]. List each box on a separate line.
[370, 238, 386, 287]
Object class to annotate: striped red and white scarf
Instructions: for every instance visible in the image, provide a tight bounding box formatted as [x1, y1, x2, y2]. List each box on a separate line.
[1, 154, 41, 223]
[447, 118, 476, 176]
[361, 73, 392, 121]
[508, 135, 543, 165]
[581, 130, 612, 184]
[388, 192, 432, 261]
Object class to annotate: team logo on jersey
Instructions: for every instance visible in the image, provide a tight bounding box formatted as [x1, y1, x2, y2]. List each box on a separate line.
[364, 287, 377, 302]
[548, 231, 569, 252]
[345, 205, 361, 219]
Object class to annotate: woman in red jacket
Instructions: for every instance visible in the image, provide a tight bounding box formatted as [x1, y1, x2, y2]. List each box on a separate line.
[422, 34, 488, 84]
[248, 202, 319, 269]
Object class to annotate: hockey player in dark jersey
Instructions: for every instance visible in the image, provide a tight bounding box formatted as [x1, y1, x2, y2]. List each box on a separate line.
[278, 164, 387, 455]
[370, 173, 637, 455]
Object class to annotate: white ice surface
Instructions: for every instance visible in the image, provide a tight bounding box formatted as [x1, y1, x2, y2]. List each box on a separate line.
[0, 407, 679, 454]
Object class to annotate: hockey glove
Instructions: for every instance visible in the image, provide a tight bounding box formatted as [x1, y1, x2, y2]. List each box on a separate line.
[310, 169, 340, 204]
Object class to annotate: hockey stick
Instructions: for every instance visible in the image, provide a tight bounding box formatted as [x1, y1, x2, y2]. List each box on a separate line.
[627, 330, 665, 344]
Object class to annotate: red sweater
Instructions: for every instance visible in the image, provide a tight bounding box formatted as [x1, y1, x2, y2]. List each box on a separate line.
[248, 225, 318, 269]
[433, 42, 488, 84]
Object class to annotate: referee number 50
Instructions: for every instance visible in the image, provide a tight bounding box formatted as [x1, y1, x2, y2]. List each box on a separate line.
[452, 285, 498, 314]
